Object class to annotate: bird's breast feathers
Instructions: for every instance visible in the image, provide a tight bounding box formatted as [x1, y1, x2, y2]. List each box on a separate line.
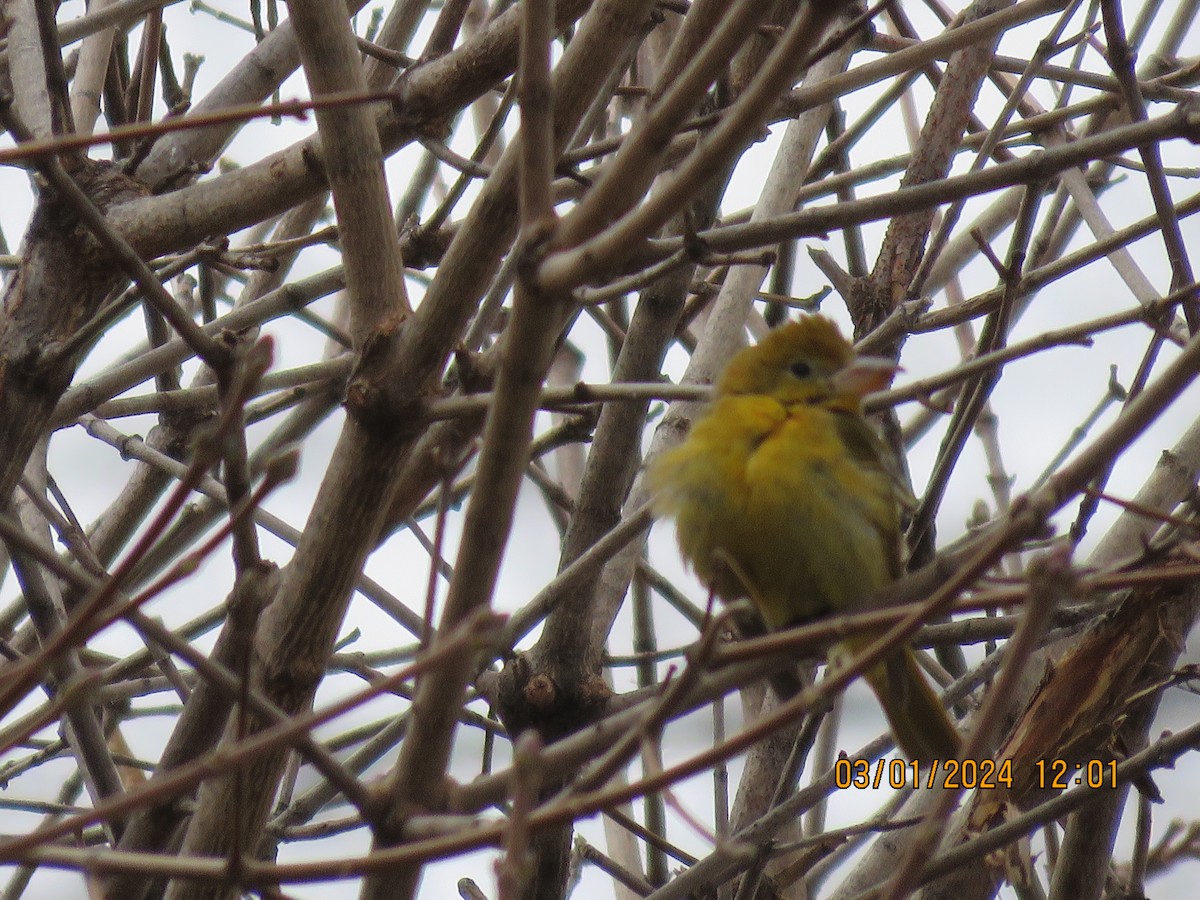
[649, 395, 899, 625]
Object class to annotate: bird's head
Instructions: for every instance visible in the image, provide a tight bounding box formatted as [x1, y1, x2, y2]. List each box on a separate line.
[716, 315, 899, 409]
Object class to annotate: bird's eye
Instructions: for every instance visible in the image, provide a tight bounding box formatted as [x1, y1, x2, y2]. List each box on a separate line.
[789, 361, 812, 379]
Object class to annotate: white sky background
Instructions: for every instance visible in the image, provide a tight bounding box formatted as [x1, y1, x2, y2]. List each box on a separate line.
[2, 0, 1200, 897]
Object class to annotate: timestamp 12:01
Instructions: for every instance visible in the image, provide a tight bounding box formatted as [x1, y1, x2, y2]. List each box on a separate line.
[1036, 758, 1119, 789]
[832, 758, 1120, 790]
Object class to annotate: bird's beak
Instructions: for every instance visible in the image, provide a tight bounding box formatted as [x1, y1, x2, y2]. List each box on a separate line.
[833, 356, 901, 398]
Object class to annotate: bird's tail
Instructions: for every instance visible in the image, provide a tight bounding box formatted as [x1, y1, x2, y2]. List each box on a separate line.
[835, 637, 961, 763]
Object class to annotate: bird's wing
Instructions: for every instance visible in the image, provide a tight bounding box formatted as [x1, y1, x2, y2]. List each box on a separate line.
[831, 410, 909, 582]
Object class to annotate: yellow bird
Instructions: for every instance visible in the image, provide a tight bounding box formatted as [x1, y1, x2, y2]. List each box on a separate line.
[648, 315, 959, 761]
